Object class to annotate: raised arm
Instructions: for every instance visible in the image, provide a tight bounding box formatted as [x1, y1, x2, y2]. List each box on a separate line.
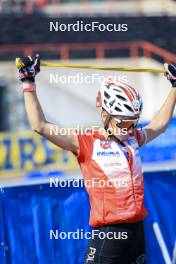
[143, 63, 176, 144]
[17, 55, 79, 153]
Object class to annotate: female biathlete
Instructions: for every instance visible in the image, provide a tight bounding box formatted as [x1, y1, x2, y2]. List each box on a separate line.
[17, 55, 176, 264]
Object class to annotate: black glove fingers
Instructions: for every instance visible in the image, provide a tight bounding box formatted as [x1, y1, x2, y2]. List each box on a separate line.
[168, 64, 176, 78]
[21, 56, 34, 68]
[33, 54, 40, 73]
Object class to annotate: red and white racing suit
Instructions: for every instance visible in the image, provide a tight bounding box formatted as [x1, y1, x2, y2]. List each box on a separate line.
[74, 129, 147, 228]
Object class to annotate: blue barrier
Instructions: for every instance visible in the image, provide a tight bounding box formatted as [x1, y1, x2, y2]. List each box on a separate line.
[140, 118, 176, 164]
[144, 169, 176, 264]
[0, 169, 176, 264]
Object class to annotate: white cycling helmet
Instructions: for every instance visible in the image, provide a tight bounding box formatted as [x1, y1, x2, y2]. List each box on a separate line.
[96, 79, 143, 119]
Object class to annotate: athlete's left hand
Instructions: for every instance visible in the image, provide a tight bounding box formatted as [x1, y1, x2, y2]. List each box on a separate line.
[17, 54, 40, 83]
[164, 63, 176, 88]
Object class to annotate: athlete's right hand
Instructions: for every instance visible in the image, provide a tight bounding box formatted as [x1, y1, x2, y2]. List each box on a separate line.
[164, 63, 176, 88]
[17, 54, 40, 83]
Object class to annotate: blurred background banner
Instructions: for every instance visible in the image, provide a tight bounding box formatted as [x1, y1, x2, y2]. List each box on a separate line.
[0, 131, 78, 183]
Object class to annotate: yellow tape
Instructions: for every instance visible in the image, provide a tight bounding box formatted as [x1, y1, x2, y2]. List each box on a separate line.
[16, 58, 25, 69]
[41, 61, 165, 73]
[16, 58, 165, 73]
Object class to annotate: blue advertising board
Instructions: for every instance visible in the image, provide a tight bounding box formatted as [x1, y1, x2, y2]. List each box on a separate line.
[0, 169, 176, 263]
[144, 169, 176, 264]
[140, 118, 176, 164]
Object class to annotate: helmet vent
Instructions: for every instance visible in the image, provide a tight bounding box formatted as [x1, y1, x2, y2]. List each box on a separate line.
[113, 89, 122, 93]
[105, 83, 111, 89]
[116, 95, 127, 101]
[114, 106, 122, 112]
[104, 99, 108, 106]
[124, 104, 133, 112]
[104, 91, 110, 99]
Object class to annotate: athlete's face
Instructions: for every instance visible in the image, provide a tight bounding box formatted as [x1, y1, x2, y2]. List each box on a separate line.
[101, 111, 139, 141]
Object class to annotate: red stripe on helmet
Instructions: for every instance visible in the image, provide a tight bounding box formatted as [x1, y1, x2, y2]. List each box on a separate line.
[125, 83, 139, 100]
[118, 85, 134, 105]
